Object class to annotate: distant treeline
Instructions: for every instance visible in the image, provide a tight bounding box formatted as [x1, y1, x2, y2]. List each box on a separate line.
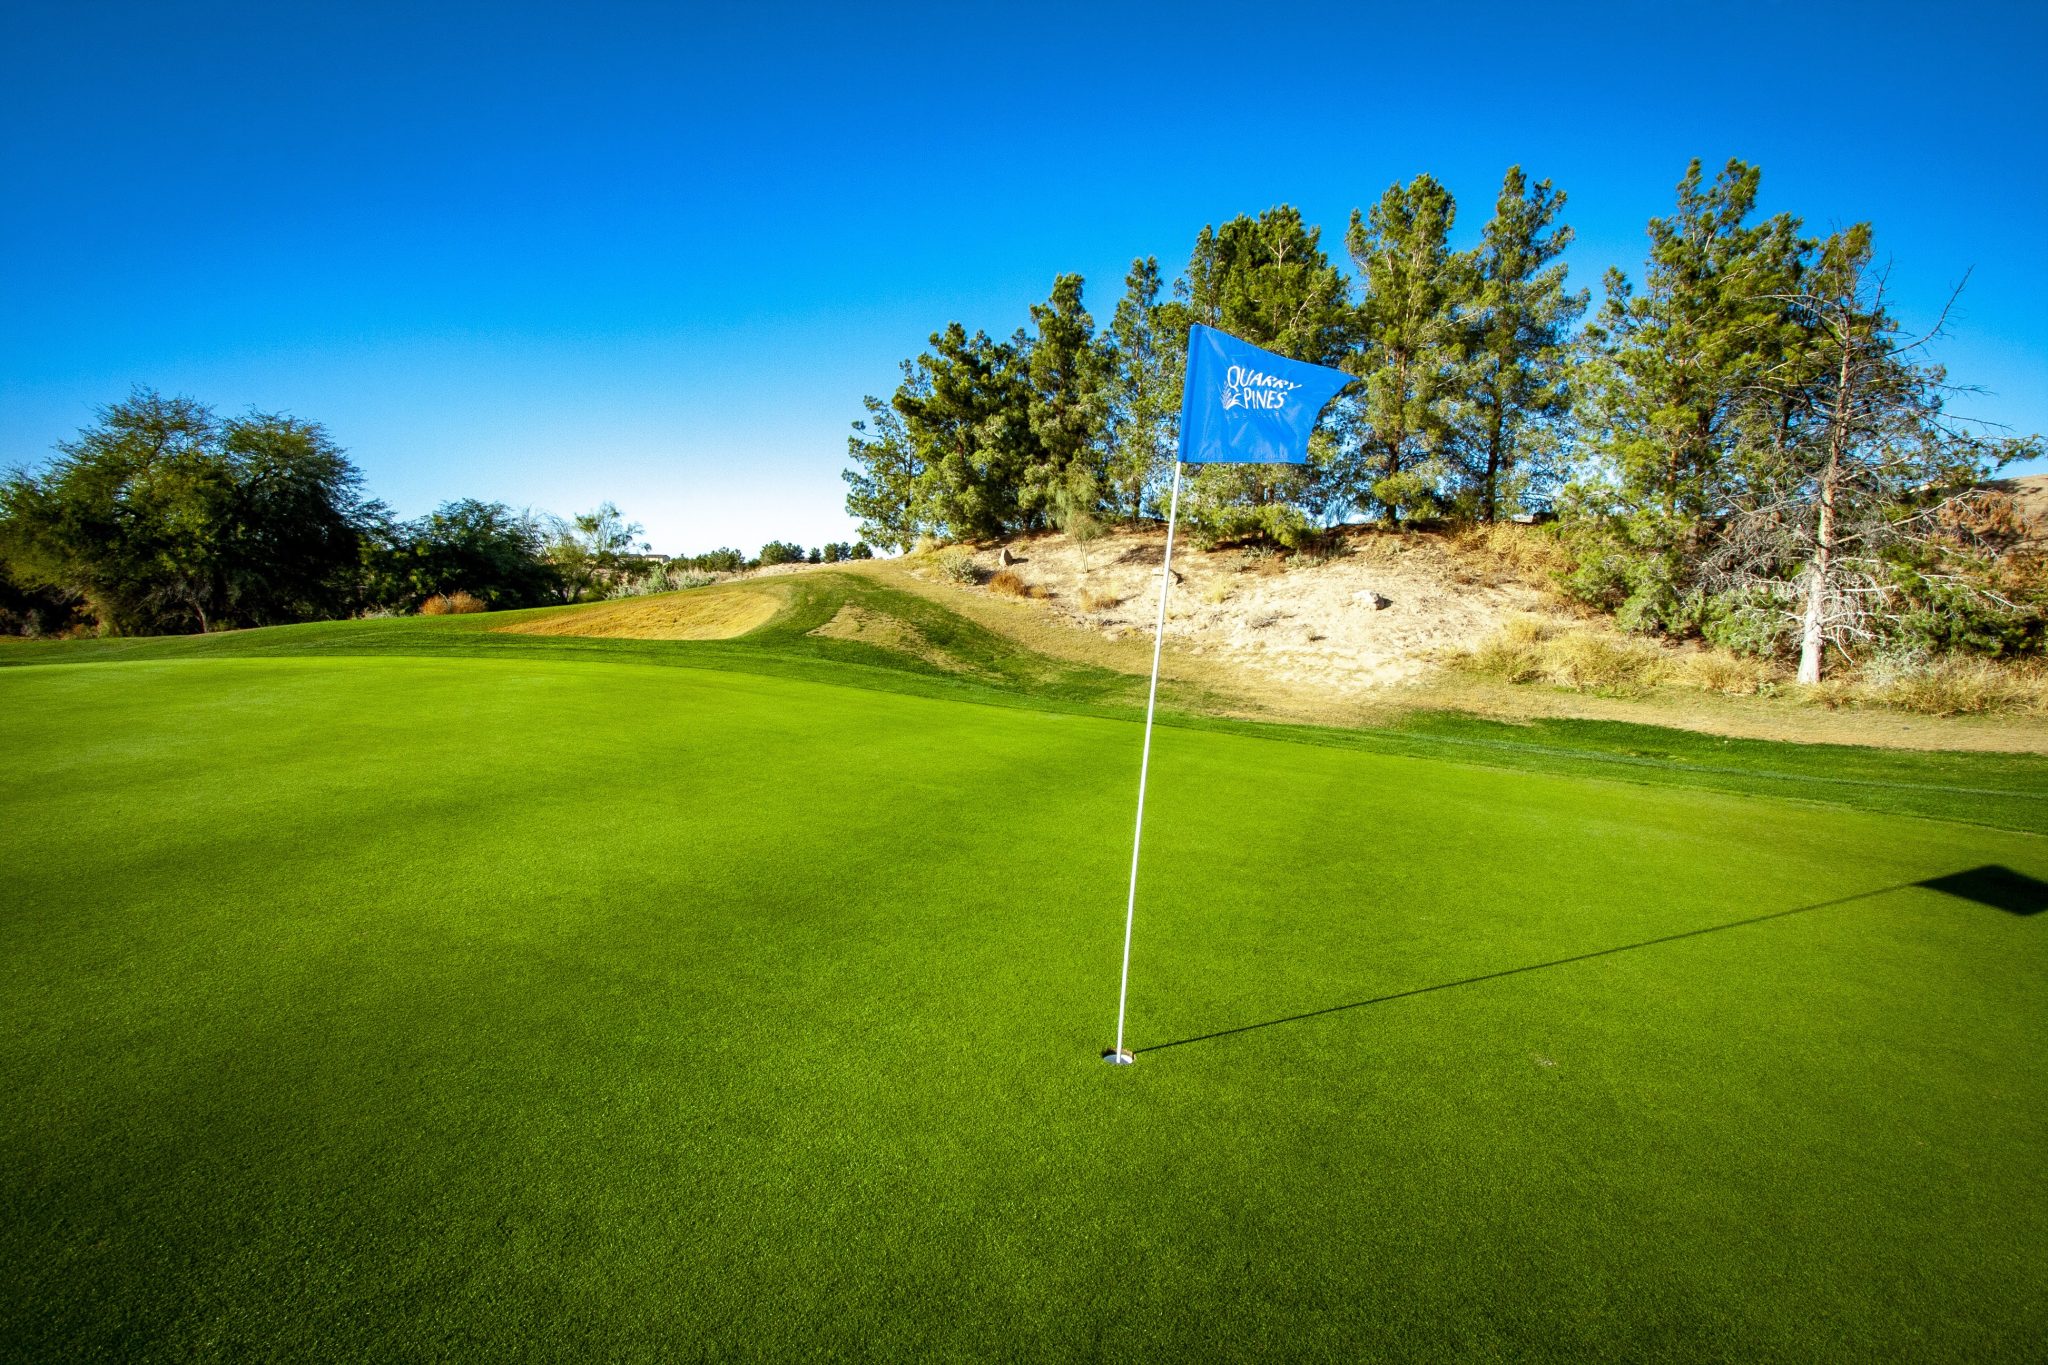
[0, 393, 867, 637]
[845, 158, 2043, 679]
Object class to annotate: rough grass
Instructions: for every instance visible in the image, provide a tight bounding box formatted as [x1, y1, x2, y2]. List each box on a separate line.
[3, 656, 2045, 1361]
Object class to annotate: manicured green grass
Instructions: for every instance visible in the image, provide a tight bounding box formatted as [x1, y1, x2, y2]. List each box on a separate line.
[3, 623, 2046, 1359]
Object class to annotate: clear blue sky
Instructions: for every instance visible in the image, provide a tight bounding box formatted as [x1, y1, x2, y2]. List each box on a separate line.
[4, 1, 2044, 554]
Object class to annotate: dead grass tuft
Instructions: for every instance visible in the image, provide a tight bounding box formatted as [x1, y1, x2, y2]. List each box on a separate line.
[988, 568, 1047, 599]
[421, 591, 487, 615]
[1078, 586, 1121, 612]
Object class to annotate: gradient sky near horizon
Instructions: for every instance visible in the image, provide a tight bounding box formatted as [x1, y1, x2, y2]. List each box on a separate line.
[4, 1, 2045, 554]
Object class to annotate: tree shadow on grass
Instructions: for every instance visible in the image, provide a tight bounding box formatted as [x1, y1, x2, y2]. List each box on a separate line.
[1137, 866, 2046, 1055]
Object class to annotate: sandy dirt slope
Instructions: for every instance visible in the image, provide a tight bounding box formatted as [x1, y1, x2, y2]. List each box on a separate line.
[937, 527, 1564, 690]
[838, 529, 2048, 753]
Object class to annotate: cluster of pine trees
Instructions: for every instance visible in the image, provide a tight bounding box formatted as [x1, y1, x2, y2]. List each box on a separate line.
[844, 159, 2042, 677]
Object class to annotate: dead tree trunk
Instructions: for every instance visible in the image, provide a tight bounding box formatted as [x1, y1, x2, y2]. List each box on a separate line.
[1797, 340, 1852, 685]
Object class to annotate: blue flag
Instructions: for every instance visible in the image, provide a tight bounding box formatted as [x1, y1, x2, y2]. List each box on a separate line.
[1176, 323, 1352, 465]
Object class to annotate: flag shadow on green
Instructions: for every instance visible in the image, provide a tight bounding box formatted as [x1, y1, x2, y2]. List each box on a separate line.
[1916, 864, 2048, 916]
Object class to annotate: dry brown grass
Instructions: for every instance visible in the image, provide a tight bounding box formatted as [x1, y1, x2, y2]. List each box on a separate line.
[420, 591, 487, 615]
[1078, 586, 1121, 612]
[1840, 654, 2048, 716]
[1444, 523, 1568, 586]
[988, 568, 1047, 600]
[1451, 615, 1779, 698]
[1676, 650, 1779, 696]
[1454, 614, 2048, 715]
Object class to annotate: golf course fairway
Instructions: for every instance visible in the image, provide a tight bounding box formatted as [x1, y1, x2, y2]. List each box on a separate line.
[4, 646, 2046, 1361]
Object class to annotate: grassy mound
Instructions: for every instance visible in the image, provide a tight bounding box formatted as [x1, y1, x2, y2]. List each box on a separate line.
[495, 580, 790, 639]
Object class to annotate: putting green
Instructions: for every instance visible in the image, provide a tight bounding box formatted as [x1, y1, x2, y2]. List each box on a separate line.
[3, 654, 2045, 1361]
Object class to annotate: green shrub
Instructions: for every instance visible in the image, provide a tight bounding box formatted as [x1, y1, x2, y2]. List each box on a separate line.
[1887, 573, 2045, 658]
[1688, 586, 1797, 659]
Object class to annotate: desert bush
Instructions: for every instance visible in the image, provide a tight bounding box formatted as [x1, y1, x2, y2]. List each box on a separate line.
[419, 591, 488, 615]
[988, 568, 1045, 599]
[1080, 587, 1122, 612]
[1201, 581, 1232, 605]
[610, 566, 717, 597]
[934, 546, 978, 584]
[1688, 585, 1798, 660]
[1497, 613, 1558, 646]
[1458, 635, 1546, 684]
[911, 534, 943, 558]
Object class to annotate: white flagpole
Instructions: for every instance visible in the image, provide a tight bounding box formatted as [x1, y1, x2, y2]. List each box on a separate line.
[1106, 460, 1184, 1065]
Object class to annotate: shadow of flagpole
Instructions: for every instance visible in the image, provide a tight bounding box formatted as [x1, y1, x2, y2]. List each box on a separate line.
[1136, 878, 1931, 1055]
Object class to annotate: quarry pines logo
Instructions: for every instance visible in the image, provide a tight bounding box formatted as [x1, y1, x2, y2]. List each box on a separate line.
[1220, 364, 1299, 412]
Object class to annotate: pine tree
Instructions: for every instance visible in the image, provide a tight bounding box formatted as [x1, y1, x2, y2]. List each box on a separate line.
[1348, 175, 1471, 524]
[1022, 274, 1113, 525]
[1105, 257, 1175, 522]
[843, 367, 928, 552]
[1704, 226, 2040, 680]
[1455, 168, 1586, 522]
[1159, 208, 1352, 544]
[1585, 159, 1805, 522]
